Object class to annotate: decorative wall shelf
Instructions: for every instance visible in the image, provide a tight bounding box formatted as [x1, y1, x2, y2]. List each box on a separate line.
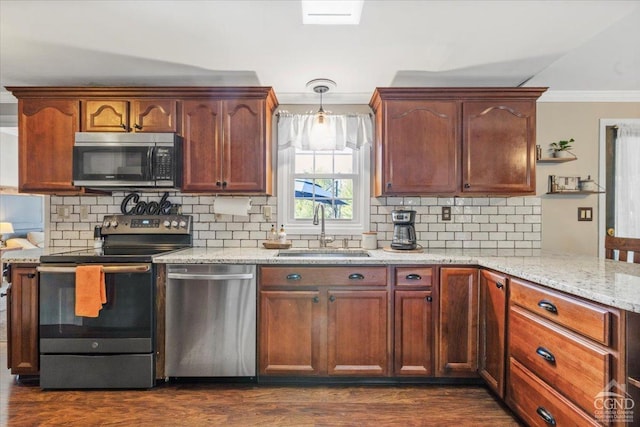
[537, 157, 577, 163]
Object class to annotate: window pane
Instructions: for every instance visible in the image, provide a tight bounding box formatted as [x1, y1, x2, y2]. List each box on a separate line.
[334, 154, 353, 174]
[333, 179, 353, 198]
[314, 154, 333, 173]
[295, 154, 314, 173]
[294, 198, 315, 219]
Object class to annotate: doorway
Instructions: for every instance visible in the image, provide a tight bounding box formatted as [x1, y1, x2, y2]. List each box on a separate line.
[598, 119, 640, 257]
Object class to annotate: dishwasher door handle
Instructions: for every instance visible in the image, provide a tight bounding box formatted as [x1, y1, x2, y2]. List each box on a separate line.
[167, 273, 255, 281]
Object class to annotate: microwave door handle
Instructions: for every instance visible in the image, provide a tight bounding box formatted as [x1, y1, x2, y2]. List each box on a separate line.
[147, 147, 154, 180]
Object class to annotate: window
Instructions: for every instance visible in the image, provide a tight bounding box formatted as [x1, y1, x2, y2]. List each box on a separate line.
[278, 145, 370, 235]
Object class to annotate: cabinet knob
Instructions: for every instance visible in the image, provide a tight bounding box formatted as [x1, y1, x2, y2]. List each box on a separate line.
[286, 273, 301, 281]
[222, 181, 228, 188]
[495, 282, 504, 289]
[27, 273, 36, 279]
[537, 300, 558, 314]
[464, 183, 471, 189]
[133, 123, 142, 130]
[386, 182, 392, 189]
[216, 181, 222, 187]
[312, 296, 319, 303]
[535, 407, 556, 426]
[120, 124, 128, 131]
[535, 346, 556, 364]
[425, 296, 432, 302]
[329, 295, 336, 302]
[348, 273, 364, 280]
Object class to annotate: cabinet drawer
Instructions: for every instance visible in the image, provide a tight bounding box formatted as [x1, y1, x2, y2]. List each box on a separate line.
[510, 278, 611, 345]
[260, 266, 388, 287]
[508, 358, 600, 427]
[509, 306, 610, 415]
[395, 267, 433, 287]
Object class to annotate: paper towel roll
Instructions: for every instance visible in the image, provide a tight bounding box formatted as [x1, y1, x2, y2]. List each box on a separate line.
[213, 197, 251, 217]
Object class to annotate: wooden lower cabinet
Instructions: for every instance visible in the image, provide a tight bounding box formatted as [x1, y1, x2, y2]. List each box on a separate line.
[478, 269, 507, 397]
[258, 266, 389, 377]
[437, 267, 479, 377]
[6, 264, 39, 375]
[506, 277, 623, 426]
[394, 290, 433, 376]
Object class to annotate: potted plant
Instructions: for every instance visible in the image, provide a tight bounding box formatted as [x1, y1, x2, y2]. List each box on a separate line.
[549, 138, 575, 158]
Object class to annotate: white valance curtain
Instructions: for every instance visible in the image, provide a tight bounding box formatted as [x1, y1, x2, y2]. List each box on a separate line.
[615, 124, 640, 238]
[277, 113, 373, 151]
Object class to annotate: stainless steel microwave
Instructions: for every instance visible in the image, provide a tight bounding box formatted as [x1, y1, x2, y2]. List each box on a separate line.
[73, 132, 182, 188]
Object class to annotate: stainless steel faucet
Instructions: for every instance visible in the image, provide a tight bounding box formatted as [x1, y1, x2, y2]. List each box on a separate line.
[313, 204, 334, 248]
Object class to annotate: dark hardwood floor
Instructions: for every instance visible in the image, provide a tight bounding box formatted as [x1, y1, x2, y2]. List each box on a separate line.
[1, 344, 522, 426]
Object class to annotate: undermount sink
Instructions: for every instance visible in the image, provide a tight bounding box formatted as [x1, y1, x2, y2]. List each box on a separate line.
[277, 249, 371, 258]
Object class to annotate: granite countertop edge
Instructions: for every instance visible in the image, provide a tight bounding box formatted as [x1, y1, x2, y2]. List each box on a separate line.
[3, 247, 640, 313]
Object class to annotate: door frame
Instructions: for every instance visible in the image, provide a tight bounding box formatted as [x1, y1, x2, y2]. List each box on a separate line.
[598, 118, 640, 257]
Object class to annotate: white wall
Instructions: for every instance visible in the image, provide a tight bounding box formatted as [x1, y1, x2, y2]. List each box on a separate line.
[0, 128, 18, 188]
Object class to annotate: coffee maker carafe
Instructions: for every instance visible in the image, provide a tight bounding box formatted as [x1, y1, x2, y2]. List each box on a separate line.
[391, 210, 417, 250]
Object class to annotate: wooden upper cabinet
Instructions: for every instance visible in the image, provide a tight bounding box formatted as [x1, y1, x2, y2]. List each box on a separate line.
[18, 99, 80, 193]
[181, 91, 276, 194]
[462, 100, 536, 194]
[82, 99, 177, 133]
[369, 88, 546, 196]
[223, 99, 269, 193]
[380, 100, 458, 195]
[181, 99, 223, 192]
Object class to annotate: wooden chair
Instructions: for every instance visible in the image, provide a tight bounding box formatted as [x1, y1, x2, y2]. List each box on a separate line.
[605, 235, 640, 263]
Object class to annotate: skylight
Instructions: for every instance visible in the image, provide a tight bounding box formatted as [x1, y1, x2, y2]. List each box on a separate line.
[301, 0, 364, 25]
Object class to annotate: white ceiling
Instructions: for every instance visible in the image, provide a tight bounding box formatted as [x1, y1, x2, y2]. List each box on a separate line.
[1, 0, 639, 105]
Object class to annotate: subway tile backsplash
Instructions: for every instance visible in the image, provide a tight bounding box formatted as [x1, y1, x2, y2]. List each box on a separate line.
[48, 192, 541, 250]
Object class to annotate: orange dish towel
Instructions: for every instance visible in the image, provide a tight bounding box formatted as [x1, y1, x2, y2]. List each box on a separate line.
[75, 265, 106, 317]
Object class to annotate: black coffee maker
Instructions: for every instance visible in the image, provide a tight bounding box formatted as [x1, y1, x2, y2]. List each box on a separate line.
[391, 209, 417, 250]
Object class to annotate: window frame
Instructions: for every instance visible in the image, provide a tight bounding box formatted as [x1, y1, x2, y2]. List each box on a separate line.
[277, 144, 371, 235]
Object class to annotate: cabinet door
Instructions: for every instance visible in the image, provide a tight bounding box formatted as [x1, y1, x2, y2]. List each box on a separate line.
[380, 100, 458, 195]
[19, 99, 80, 193]
[327, 290, 388, 376]
[437, 267, 479, 377]
[259, 290, 322, 376]
[462, 100, 536, 194]
[131, 99, 177, 133]
[82, 100, 129, 132]
[479, 269, 507, 397]
[394, 290, 434, 376]
[8, 265, 39, 375]
[181, 99, 223, 192]
[222, 99, 269, 193]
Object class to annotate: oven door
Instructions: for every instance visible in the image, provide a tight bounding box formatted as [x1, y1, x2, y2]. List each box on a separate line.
[37, 263, 155, 354]
[72, 143, 155, 187]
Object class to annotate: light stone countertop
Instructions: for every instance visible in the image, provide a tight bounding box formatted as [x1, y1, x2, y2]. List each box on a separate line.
[4, 246, 640, 313]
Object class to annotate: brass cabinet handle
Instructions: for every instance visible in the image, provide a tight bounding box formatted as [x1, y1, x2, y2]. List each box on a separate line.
[537, 300, 558, 314]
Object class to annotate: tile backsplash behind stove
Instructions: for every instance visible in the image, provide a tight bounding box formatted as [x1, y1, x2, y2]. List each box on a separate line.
[48, 193, 541, 250]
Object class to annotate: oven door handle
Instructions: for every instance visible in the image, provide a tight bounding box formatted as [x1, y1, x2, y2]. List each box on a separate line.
[37, 264, 151, 274]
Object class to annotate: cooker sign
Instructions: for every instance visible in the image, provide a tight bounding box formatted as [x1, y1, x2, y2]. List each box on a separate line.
[120, 192, 173, 215]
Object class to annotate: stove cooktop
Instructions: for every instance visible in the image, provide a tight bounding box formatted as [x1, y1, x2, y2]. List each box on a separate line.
[40, 247, 186, 264]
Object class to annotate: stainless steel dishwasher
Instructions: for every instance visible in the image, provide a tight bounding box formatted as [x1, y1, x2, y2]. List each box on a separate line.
[165, 264, 256, 378]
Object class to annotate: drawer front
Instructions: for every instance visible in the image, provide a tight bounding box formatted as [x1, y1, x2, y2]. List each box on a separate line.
[395, 267, 433, 287]
[508, 358, 601, 427]
[509, 306, 610, 415]
[260, 266, 388, 287]
[510, 278, 611, 345]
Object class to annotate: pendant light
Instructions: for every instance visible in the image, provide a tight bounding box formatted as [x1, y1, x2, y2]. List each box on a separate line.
[306, 78, 337, 150]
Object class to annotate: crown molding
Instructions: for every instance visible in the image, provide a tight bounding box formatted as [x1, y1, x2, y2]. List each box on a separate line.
[538, 90, 640, 102]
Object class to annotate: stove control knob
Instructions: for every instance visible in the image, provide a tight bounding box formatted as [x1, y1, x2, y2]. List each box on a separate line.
[103, 220, 111, 228]
[179, 220, 187, 228]
[171, 220, 179, 228]
[163, 220, 171, 228]
[111, 220, 119, 228]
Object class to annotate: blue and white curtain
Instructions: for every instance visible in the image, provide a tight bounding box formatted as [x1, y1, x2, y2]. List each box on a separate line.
[277, 113, 373, 151]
